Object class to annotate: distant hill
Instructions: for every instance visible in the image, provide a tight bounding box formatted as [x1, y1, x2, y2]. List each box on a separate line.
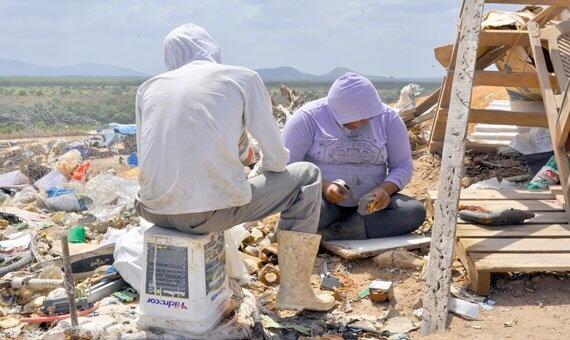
[0, 58, 147, 77]
[0, 58, 439, 83]
[255, 66, 393, 82]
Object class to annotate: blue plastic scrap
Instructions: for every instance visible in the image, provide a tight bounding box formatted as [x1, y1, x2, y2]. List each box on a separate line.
[109, 123, 136, 136]
[127, 152, 138, 167]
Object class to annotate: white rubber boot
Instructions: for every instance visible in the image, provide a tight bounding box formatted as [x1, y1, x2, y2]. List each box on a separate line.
[275, 230, 335, 311]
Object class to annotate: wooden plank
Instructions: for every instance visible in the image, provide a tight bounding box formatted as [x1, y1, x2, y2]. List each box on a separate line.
[485, 0, 570, 5]
[480, 30, 530, 47]
[470, 252, 570, 271]
[455, 239, 490, 295]
[458, 199, 563, 211]
[437, 107, 548, 127]
[428, 189, 553, 201]
[400, 88, 441, 122]
[457, 224, 570, 238]
[422, 0, 485, 334]
[471, 70, 557, 88]
[461, 237, 570, 253]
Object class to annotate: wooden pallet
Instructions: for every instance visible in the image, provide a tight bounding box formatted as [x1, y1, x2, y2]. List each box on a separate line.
[427, 188, 570, 295]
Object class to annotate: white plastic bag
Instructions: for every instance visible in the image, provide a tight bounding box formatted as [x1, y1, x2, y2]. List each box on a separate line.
[112, 220, 151, 292]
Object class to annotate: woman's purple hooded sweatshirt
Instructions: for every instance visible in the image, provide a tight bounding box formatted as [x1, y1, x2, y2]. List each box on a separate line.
[282, 73, 413, 207]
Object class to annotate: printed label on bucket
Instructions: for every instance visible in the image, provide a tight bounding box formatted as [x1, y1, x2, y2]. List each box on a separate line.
[204, 233, 225, 295]
[145, 243, 189, 298]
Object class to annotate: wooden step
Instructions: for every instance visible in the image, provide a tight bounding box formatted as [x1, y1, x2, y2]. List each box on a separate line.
[438, 107, 548, 128]
[457, 224, 570, 238]
[428, 189, 553, 201]
[461, 237, 570, 253]
[469, 252, 570, 272]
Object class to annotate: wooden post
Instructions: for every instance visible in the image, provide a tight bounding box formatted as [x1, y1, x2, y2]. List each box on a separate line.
[61, 235, 78, 327]
[421, 0, 485, 335]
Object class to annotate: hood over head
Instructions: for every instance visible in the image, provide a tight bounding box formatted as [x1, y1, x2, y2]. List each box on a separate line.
[163, 23, 221, 71]
[326, 72, 389, 125]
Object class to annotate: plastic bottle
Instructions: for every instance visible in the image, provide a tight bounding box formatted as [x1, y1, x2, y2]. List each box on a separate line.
[527, 155, 559, 189]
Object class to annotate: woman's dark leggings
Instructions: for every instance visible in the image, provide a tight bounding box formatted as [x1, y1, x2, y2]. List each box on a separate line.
[318, 193, 426, 239]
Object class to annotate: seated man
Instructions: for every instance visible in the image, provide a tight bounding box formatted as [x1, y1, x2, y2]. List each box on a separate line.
[134, 23, 333, 311]
[282, 73, 426, 240]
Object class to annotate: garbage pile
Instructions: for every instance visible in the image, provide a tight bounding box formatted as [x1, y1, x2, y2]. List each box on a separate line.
[0, 124, 145, 339]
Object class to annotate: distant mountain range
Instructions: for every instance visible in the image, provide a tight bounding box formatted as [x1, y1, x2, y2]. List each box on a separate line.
[0, 58, 436, 82]
[255, 66, 392, 82]
[0, 58, 147, 77]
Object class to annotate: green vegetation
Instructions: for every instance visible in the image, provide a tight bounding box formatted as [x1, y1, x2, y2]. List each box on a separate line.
[0, 76, 440, 137]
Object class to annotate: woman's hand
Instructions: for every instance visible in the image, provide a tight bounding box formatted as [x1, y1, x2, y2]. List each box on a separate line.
[369, 187, 391, 212]
[323, 181, 348, 204]
[367, 181, 399, 212]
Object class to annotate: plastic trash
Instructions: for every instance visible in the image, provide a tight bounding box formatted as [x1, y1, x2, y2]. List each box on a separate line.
[0, 170, 29, 187]
[109, 123, 136, 136]
[71, 162, 91, 182]
[12, 187, 41, 206]
[509, 127, 553, 155]
[44, 193, 88, 212]
[112, 219, 152, 291]
[527, 155, 559, 189]
[56, 150, 82, 178]
[68, 226, 86, 243]
[85, 173, 139, 207]
[46, 187, 75, 198]
[34, 169, 68, 192]
[127, 152, 138, 168]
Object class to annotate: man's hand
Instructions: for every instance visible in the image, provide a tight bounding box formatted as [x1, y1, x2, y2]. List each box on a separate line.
[323, 181, 348, 204]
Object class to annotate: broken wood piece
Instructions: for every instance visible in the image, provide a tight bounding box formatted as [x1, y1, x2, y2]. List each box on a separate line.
[322, 235, 430, 260]
[259, 243, 278, 264]
[258, 265, 280, 286]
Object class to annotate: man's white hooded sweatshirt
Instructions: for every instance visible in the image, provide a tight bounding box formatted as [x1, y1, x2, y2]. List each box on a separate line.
[135, 23, 289, 214]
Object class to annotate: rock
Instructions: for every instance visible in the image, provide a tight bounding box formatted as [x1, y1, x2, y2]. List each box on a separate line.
[412, 308, 424, 320]
[382, 317, 417, 335]
[373, 248, 423, 270]
[0, 317, 20, 329]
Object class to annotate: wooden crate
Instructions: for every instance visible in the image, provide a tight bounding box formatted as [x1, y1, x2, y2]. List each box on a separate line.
[427, 188, 570, 295]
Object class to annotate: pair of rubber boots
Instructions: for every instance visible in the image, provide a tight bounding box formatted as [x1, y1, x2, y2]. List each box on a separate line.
[275, 230, 335, 311]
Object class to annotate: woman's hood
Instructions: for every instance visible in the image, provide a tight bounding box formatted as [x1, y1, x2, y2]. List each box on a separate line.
[326, 72, 390, 125]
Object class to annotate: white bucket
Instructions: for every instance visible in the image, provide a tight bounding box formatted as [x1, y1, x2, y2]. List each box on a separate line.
[138, 226, 232, 335]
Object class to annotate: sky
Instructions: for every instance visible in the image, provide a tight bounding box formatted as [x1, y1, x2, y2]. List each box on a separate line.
[0, 1, 521, 78]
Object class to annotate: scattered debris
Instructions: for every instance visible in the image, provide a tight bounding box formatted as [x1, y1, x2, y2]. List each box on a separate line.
[369, 280, 394, 302]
